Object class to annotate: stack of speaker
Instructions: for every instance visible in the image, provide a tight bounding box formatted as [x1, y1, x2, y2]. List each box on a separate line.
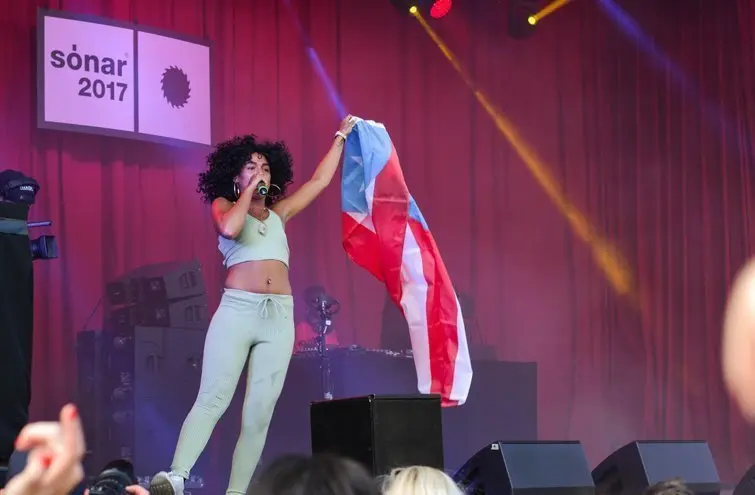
[76, 260, 208, 476]
[106, 260, 208, 331]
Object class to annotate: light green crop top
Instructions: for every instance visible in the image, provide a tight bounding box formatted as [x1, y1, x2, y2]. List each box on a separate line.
[218, 210, 290, 268]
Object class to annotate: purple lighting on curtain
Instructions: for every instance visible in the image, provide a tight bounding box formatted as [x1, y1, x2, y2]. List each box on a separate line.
[281, 0, 348, 119]
[597, 0, 734, 137]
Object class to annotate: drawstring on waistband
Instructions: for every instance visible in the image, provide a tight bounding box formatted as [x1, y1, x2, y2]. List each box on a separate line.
[255, 297, 286, 320]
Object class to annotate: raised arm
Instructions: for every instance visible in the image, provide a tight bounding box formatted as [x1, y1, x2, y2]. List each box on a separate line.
[272, 115, 357, 223]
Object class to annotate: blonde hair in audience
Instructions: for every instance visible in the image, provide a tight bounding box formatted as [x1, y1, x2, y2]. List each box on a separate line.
[643, 478, 693, 495]
[382, 466, 463, 495]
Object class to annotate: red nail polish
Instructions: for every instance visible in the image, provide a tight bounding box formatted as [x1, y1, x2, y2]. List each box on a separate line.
[69, 405, 78, 420]
[42, 455, 52, 468]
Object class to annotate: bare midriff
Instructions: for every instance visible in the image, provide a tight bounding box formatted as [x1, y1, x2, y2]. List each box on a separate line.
[224, 259, 291, 295]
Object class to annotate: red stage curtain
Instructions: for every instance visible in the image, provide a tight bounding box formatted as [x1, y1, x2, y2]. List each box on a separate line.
[1, 0, 754, 481]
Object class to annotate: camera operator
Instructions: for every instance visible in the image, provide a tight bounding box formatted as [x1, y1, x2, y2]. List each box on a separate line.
[0, 170, 37, 469]
[0, 170, 58, 472]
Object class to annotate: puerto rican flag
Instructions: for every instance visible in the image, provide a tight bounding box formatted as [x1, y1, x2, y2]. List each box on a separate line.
[341, 119, 473, 406]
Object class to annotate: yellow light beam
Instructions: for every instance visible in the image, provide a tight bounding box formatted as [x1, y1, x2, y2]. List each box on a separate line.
[530, 0, 572, 24]
[411, 10, 635, 298]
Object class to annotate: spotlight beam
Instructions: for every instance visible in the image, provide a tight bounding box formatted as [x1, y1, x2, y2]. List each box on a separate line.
[531, 0, 573, 24]
[410, 9, 636, 299]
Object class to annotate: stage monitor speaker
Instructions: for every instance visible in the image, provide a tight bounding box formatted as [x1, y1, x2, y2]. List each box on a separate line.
[310, 394, 443, 477]
[453, 441, 595, 495]
[592, 441, 720, 495]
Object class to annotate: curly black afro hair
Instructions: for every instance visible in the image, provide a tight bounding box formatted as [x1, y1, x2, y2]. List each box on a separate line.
[197, 134, 294, 206]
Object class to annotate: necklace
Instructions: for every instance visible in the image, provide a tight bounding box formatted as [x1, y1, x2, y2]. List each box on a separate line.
[251, 208, 269, 236]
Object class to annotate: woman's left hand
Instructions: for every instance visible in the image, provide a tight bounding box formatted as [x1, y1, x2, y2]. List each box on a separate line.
[338, 115, 358, 138]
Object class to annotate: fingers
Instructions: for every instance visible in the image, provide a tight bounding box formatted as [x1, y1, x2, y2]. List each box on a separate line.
[14, 422, 60, 452]
[60, 404, 85, 458]
[43, 404, 85, 487]
[339, 114, 358, 135]
[5, 405, 86, 495]
[3, 449, 48, 495]
[42, 459, 84, 495]
[13, 405, 84, 457]
[248, 171, 265, 188]
[126, 485, 151, 495]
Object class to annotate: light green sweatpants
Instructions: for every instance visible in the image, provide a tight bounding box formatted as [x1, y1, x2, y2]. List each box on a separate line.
[170, 288, 295, 495]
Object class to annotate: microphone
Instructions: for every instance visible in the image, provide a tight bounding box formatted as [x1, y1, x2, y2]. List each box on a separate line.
[256, 181, 269, 196]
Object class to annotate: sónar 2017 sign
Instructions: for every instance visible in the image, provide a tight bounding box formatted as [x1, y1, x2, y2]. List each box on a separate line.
[49, 45, 128, 101]
[38, 9, 212, 146]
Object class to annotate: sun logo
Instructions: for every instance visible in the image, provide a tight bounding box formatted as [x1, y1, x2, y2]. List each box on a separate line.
[161, 66, 191, 108]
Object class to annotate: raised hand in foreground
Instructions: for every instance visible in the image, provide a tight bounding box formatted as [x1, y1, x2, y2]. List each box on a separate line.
[2, 403, 86, 495]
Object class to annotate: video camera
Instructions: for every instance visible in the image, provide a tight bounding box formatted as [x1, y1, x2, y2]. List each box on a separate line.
[0, 169, 58, 260]
[88, 459, 138, 495]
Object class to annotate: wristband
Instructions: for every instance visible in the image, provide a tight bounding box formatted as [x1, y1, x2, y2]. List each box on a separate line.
[335, 131, 347, 141]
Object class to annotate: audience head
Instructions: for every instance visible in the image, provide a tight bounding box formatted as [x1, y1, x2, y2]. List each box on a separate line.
[249, 453, 379, 495]
[643, 479, 693, 495]
[382, 466, 463, 495]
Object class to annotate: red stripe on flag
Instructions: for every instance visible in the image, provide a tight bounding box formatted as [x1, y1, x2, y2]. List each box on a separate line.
[408, 218, 460, 406]
[341, 212, 384, 281]
[371, 146, 411, 305]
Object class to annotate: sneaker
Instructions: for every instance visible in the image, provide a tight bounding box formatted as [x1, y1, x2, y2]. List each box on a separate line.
[149, 471, 185, 495]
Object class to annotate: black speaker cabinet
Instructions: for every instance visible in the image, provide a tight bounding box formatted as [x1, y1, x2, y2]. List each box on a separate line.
[592, 441, 720, 495]
[453, 441, 595, 495]
[310, 394, 444, 476]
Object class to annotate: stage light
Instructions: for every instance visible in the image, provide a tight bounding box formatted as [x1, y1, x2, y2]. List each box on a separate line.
[391, 0, 435, 16]
[508, 0, 539, 39]
[430, 0, 452, 18]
